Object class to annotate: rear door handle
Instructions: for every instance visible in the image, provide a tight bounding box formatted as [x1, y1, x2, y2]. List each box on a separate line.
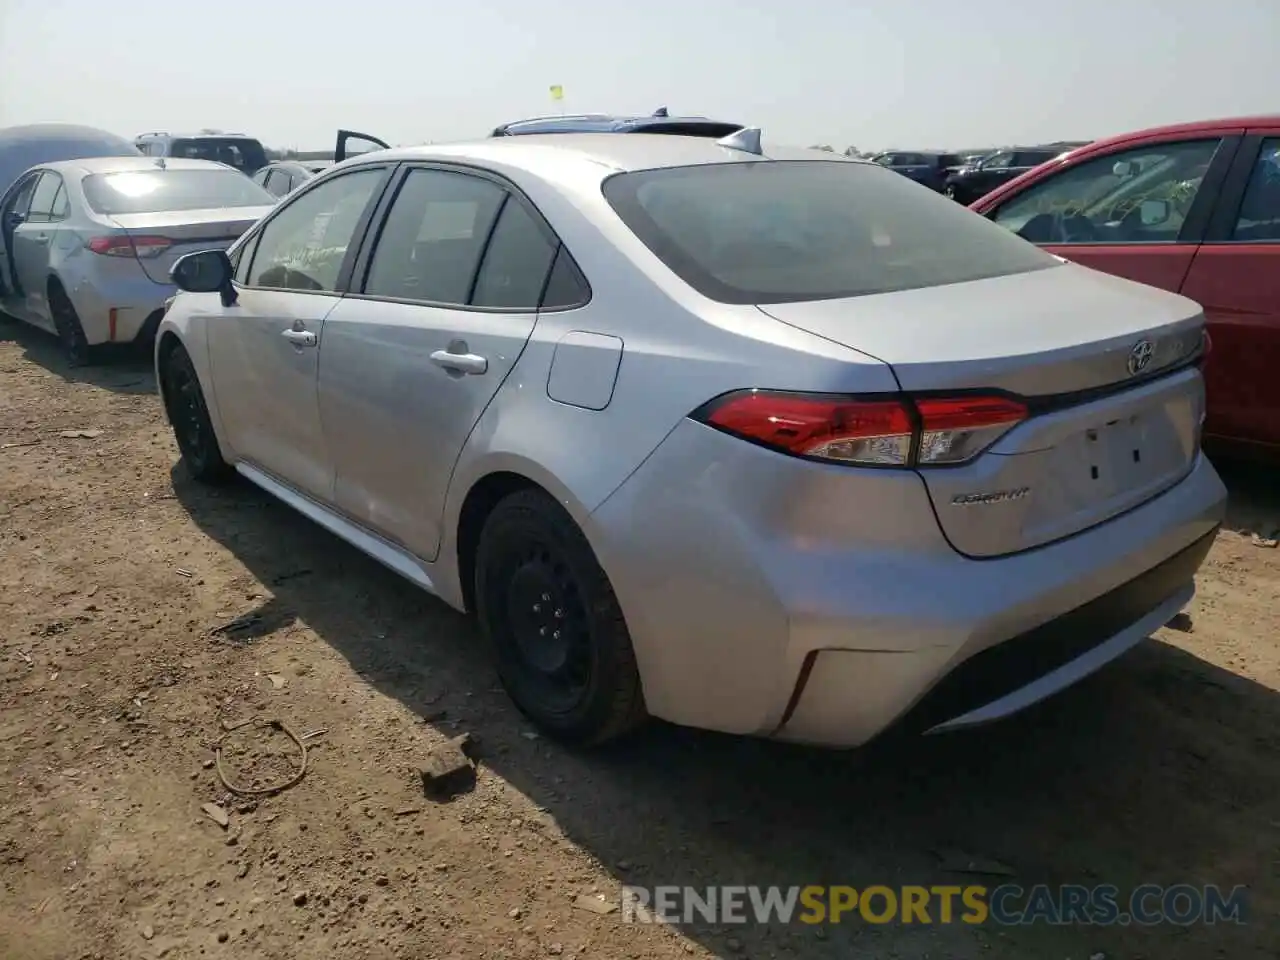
[281, 328, 317, 347]
[430, 349, 487, 375]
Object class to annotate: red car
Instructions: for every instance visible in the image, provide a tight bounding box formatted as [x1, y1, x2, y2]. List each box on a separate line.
[971, 116, 1280, 462]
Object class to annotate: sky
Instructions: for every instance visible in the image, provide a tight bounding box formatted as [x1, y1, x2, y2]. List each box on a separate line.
[0, 0, 1276, 153]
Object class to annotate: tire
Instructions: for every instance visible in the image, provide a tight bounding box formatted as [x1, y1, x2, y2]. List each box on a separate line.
[48, 284, 92, 367]
[475, 489, 646, 745]
[159, 342, 233, 484]
[945, 184, 959, 201]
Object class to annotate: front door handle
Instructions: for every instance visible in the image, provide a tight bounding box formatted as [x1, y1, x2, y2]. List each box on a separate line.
[32, 234, 49, 245]
[281, 328, 317, 347]
[430, 349, 487, 375]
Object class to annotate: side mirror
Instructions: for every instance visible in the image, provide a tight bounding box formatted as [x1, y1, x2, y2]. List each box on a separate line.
[171, 249, 237, 307]
[1138, 198, 1172, 226]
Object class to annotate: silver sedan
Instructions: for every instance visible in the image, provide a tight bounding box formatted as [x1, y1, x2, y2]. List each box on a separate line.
[155, 130, 1226, 747]
[0, 156, 274, 364]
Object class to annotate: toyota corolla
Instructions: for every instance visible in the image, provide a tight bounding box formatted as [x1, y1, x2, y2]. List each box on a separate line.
[154, 129, 1226, 747]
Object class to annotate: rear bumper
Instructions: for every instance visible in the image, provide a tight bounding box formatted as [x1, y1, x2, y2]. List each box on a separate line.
[795, 528, 1215, 744]
[589, 419, 1227, 747]
[65, 267, 173, 345]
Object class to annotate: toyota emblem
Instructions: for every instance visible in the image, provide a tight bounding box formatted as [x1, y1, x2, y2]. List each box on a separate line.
[1127, 339, 1155, 376]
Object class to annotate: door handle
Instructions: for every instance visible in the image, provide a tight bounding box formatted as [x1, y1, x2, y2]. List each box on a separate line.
[281, 328, 317, 347]
[430, 349, 487, 375]
[33, 234, 49, 245]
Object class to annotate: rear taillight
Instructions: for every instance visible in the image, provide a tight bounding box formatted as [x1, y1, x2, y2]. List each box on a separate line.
[88, 235, 172, 259]
[693, 389, 1027, 468]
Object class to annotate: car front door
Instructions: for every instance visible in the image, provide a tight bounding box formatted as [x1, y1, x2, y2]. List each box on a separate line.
[986, 134, 1238, 292]
[0, 171, 41, 303]
[11, 172, 65, 319]
[335, 130, 391, 163]
[1179, 130, 1280, 454]
[205, 165, 391, 501]
[317, 164, 562, 561]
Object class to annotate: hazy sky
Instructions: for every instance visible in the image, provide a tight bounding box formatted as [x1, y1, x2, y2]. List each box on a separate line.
[1, 0, 1275, 152]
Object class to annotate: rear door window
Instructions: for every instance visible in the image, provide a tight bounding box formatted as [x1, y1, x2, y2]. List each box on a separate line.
[361, 168, 505, 305]
[25, 172, 63, 224]
[991, 139, 1222, 244]
[470, 198, 558, 309]
[1231, 138, 1280, 241]
[603, 159, 1057, 305]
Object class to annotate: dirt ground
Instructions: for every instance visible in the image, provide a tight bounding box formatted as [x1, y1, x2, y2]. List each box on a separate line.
[1, 315, 1278, 960]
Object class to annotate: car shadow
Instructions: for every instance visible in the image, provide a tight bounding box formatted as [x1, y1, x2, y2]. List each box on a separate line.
[0, 310, 156, 395]
[172, 465, 1280, 959]
[1210, 453, 1280, 539]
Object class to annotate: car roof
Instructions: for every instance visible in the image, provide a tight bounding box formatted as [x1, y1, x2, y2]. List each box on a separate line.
[138, 132, 261, 141]
[492, 114, 742, 137]
[357, 132, 860, 178]
[40, 156, 235, 176]
[1077, 115, 1280, 154]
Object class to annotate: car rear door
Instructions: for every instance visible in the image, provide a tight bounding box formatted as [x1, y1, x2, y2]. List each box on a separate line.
[985, 132, 1241, 292]
[317, 164, 562, 562]
[334, 130, 391, 163]
[1179, 127, 1280, 454]
[12, 171, 66, 319]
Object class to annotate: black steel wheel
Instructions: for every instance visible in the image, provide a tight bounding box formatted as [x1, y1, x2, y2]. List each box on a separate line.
[49, 284, 92, 367]
[475, 489, 645, 744]
[160, 343, 233, 484]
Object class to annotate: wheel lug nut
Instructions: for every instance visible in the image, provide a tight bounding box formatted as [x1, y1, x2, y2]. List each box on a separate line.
[539, 627, 547, 636]
[541, 592, 551, 601]
[532, 604, 541, 613]
[554, 609, 563, 618]
[552, 631, 560, 640]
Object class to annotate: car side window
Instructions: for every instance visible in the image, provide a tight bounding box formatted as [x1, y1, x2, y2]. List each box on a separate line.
[231, 232, 260, 285]
[252, 168, 270, 187]
[25, 173, 63, 224]
[6, 173, 41, 220]
[990, 138, 1222, 244]
[539, 246, 590, 309]
[471, 197, 557, 309]
[49, 183, 69, 221]
[246, 168, 384, 292]
[362, 168, 505, 304]
[983, 152, 1014, 169]
[1231, 139, 1280, 242]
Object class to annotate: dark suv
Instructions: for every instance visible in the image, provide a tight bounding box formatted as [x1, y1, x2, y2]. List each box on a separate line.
[869, 151, 965, 192]
[942, 148, 1064, 204]
[134, 131, 269, 176]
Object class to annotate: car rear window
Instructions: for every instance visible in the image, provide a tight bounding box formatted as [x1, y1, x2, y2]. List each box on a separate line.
[602, 160, 1059, 305]
[82, 169, 274, 215]
[169, 137, 269, 173]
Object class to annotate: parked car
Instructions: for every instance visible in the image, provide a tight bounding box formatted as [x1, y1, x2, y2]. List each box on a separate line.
[0, 122, 140, 199]
[134, 131, 270, 176]
[971, 115, 1280, 463]
[0, 156, 274, 363]
[155, 130, 1224, 748]
[869, 151, 965, 191]
[490, 108, 743, 139]
[943, 147, 1063, 203]
[252, 159, 334, 199]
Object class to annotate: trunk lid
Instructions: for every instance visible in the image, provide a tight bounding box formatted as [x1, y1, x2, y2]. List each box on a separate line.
[110, 206, 273, 283]
[759, 263, 1207, 557]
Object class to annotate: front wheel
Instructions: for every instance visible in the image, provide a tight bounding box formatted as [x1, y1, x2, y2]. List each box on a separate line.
[475, 489, 646, 745]
[945, 184, 960, 201]
[159, 343, 233, 484]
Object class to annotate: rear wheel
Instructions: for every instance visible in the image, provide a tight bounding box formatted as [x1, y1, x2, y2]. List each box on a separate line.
[475, 489, 646, 745]
[159, 342, 233, 484]
[48, 283, 92, 367]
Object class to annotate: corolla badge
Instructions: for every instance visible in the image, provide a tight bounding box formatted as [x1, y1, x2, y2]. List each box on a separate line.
[1127, 339, 1155, 376]
[951, 487, 1030, 506]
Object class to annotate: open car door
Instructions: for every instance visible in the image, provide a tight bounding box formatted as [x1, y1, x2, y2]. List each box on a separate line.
[334, 130, 390, 163]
